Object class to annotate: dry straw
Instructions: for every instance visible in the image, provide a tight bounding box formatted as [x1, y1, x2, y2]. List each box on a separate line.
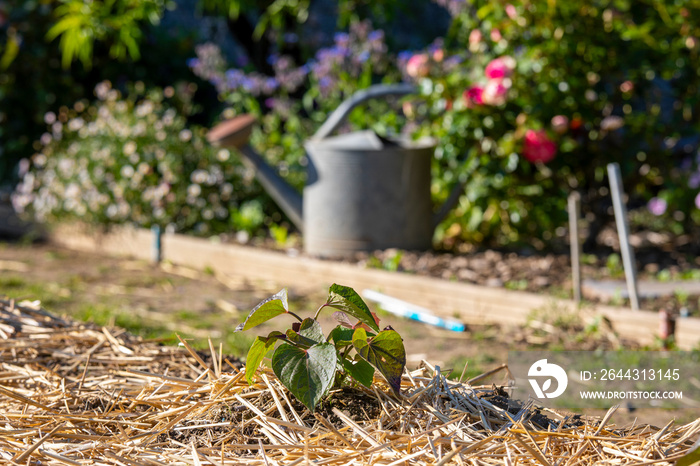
[1, 297, 698, 465]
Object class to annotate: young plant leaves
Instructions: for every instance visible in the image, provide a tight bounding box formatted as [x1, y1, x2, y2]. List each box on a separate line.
[235, 288, 289, 332]
[325, 284, 380, 333]
[286, 318, 325, 348]
[352, 328, 406, 395]
[272, 342, 336, 412]
[329, 325, 354, 347]
[341, 357, 375, 388]
[245, 334, 281, 384]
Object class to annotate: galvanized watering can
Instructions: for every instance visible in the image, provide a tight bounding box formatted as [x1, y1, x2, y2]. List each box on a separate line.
[207, 83, 463, 257]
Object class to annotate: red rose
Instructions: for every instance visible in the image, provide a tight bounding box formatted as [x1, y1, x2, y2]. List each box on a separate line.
[523, 129, 557, 163]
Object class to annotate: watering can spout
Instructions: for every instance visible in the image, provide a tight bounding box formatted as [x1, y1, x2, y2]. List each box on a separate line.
[207, 115, 304, 232]
[432, 178, 467, 230]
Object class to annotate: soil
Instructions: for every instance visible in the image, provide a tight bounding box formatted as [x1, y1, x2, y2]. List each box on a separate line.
[0, 240, 697, 426]
[279, 225, 700, 317]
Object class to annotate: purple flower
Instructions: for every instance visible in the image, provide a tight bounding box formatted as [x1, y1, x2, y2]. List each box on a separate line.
[329, 45, 348, 58]
[647, 197, 667, 216]
[186, 58, 200, 69]
[397, 50, 412, 62]
[241, 77, 256, 93]
[689, 172, 700, 189]
[696, 192, 700, 210]
[334, 32, 349, 47]
[319, 77, 332, 89]
[368, 30, 384, 42]
[225, 69, 245, 89]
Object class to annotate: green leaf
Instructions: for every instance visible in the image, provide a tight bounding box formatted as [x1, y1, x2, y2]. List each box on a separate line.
[325, 284, 379, 332]
[245, 334, 279, 384]
[286, 318, 325, 348]
[341, 357, 375, 388]
[272, 342, 336, 412]
[353, 328, 406, 395]
[677, 437, 700, 466]
[235, 288, 289, 332]
[329, 325, 354, 346]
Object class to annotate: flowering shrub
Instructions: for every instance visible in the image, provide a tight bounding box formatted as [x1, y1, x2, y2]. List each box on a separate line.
[408, 0, 700, 248]
[189, 20, 403, 193]
[12, 81, 267, 236]
[184, 2, 700, 249]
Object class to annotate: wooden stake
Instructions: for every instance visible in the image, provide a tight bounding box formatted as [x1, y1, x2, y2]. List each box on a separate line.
[607, 163, 640, 311]
[568, 192, 582, 304]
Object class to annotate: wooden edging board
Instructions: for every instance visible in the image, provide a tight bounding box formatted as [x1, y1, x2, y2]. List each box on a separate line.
[51, 225, 700, 350]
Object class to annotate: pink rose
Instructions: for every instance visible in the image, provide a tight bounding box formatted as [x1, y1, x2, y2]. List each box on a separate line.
[550, 115, 569, 134]
[484, 56, 516, 80]
[469, 29, 482, 52]
[490, 28, 502, 42]
[463, 86, 484, 107]
[402, 101, 416, 119]
[648, 197, 667, 216]
[523, 129, 557, 163]
[469, 29, 482, 46]
[505, 4, 517, 19]
[406, 53, 430, 78]
[481, 79, 509, 106]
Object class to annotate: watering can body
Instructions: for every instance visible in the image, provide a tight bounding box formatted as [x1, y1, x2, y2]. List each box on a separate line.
[208, 84, 459, 257]
[304, 130, 435, 256]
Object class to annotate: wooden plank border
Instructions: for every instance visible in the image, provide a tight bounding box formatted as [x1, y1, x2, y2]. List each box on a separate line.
[51, 225, 700, 350]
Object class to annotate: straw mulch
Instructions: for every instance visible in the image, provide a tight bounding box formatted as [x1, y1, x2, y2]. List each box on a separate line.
[1, 297, 699, 465]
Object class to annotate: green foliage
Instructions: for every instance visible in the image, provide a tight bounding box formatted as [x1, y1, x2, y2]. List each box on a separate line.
[351, 327, 405, 394]
[235, 288, 293, 332]
[605, 254, 624, 279]
[412, 0, 700, 248]
[46, 0, 173, 69]
[236, 284, 406, 411]
[0, 0, 211, 187]
[12, 82, 265, 235]
[189, 20, 405, 197]
[9, 0, 700, 249]
[187, 0, 700, 249]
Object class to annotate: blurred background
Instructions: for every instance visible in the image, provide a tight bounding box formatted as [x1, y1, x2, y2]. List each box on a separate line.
[3, 0, 700, 253]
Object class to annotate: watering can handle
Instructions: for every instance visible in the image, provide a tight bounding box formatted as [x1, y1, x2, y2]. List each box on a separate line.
[311, 83, 418, 140]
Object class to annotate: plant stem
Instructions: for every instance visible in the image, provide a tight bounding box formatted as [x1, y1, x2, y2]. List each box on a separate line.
[288, 311, 303, 322]
[341, 345, 352, 361]
[313, 304, 328, 320]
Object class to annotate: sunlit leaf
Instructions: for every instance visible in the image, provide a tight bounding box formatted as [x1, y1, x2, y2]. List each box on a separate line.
[329, 325, 354, 346]
[286, 318, 325, 348]
[353, 328, 406, 395]
[325, 284, 379, 332]
[341, 357, 374, 388]
[235, 288, 289, 332]
[677, 437, 700, 466]
[272, 342, 336, 411]
[245, 333, 282, 384]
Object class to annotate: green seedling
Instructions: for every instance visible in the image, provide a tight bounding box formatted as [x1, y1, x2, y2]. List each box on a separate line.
[235, 284, 406, 412]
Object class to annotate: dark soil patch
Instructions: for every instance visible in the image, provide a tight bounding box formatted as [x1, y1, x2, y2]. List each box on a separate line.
[315, 386, 384, 427]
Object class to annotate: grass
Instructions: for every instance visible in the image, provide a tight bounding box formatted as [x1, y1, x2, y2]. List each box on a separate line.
[445, 352, 499, 381]
[0, 266, 254, 356]
[0, 275, 74, 309]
